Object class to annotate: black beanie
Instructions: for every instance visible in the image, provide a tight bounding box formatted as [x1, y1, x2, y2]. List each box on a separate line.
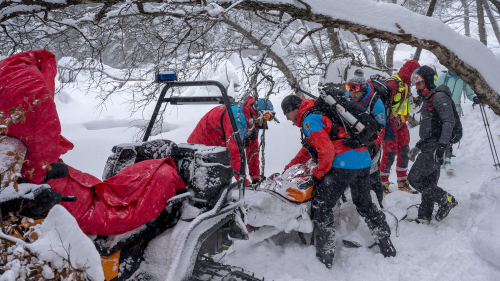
[281, 95, 303, 115]
[415, 65, 436, 91]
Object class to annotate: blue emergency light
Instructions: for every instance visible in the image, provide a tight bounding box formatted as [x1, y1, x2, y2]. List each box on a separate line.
[155, 71, 177, 83]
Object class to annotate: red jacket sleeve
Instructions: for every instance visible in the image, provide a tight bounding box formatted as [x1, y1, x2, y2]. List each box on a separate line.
[373, 128, 385, 147]
[245, 136, 261, 181]
[284, 147, 311, 171]
[308, 122, 336, 179]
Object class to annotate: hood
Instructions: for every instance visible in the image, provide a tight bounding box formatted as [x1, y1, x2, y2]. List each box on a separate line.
[398, 60, 420, 84]
[294, 99, 316, 127]
[433, 84, 452, 99]
[242, 96, 257, 118]
[359, 81, 375, 106]
[0, 50, 57, 93]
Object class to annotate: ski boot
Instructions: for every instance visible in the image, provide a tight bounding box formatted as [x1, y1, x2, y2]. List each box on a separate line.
[383, 183, 391, 195]
[378, 236, 396, 257]
[435, 193, 458, 221]
[398, 180, 418, 194]
[316, 251, 334, 269]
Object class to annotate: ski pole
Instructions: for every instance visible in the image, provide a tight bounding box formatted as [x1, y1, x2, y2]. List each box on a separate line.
[479, 103, 500, 169]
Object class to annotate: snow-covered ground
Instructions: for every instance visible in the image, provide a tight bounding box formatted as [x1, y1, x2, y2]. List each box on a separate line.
[50, 59, 500, 281]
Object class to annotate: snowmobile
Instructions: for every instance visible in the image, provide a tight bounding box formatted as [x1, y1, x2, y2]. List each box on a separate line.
[0, 75, 265, 281]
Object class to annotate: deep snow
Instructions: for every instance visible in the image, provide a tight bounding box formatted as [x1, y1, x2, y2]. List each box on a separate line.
[47, 55, 500, 280]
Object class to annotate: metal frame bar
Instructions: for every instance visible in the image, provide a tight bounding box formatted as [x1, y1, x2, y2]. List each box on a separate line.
[142, 80, 246, 198]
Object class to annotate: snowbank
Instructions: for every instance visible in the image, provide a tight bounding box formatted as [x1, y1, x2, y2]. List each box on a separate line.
[28, 205, 104, 281]
[470, 177, 500, 268]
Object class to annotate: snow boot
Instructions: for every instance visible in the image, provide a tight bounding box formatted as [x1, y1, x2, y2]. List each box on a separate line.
[398, 180, 418, 194]
[316, 251, 334, 269]
[443, 158, 454, 173]
[378, 236, 396, 257]
[435, 193, 458, 221]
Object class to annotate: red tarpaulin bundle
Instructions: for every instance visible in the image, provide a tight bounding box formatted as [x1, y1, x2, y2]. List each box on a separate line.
[0, 50, 184, 235]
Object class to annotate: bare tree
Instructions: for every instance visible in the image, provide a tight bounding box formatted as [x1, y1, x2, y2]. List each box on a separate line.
[460, 0, 472, 36]
[483, 0, 500, 44]
[414, 0, 439, 60]
[1, 0, 500, 116]
[477, 0, 488, 45]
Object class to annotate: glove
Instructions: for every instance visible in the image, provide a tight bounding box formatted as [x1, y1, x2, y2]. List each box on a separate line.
[312, 175, 320, 187]
[252, 179, 259, 184]
[408, 147, 421, 162]
[434, 143, 447, 165]
[473, 96, 483, 105]
[342, 139, 361, 149]
[413, 96, 423, 107]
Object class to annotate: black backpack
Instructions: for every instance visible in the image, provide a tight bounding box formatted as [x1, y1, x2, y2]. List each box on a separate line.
[316, 87, 382, 147]
[427, 91, 463, 144]
[369, 74, 393, 118]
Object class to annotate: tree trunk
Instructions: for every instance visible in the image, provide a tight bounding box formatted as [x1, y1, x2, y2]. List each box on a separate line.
[460, 0, 471, 37]
[301, 20, 322, 63]
[369, 39, 384, 69]
[354, 33, 371, 64]
[488, 0, 500, 12]
[483, 0, 500, 44]
[385, 0, 398, 74]
[477, 0, 488, 45]
[386, 43, 397, 75]
[413, 0, 438, 60]
[326, 26, 343, 57]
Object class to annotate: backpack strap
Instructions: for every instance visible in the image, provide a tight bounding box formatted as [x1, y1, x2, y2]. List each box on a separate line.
[220, 108, 227, 142]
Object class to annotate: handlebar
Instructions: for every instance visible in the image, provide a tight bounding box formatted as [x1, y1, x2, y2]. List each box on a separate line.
[61, 196, 76, 202]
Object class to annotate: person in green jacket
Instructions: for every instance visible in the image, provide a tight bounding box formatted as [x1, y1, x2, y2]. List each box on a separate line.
[435, 70, 482, 171]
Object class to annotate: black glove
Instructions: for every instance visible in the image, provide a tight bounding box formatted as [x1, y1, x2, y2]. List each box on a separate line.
[342, 139, 361, 149]
[367, 142, 378, 156]
[434, 143, 448, 165]
[473, 96, 483, 105]
[252, 179, 260, 185]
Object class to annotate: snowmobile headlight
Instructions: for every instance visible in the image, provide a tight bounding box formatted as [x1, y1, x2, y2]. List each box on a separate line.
[155, 71, 177, 83]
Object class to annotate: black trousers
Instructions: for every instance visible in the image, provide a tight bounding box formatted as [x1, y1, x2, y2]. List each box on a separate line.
[312, 167, 391, 256]
[407, 142, 447, 220]
[368, 144, 384, 207]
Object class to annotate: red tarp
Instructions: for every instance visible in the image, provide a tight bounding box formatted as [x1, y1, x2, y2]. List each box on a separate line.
[0, 50, 185, 235]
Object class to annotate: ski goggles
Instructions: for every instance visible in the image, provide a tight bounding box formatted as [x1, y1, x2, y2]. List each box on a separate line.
[345, 82, 361, 92]
[410, 72, 424, 85]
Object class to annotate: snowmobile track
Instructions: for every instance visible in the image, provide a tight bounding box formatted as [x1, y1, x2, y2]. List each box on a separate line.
[190, 257, 266, 281]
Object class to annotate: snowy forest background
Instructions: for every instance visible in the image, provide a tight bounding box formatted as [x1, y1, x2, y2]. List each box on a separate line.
[1, 0, 500, 280]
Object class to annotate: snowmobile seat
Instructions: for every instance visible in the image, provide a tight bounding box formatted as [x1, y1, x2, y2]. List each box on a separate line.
[176, 143, 233, 206]
[102, 139, 178, 180]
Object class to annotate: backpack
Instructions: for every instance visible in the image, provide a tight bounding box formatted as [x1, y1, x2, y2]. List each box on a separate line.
[427, 91, 463, 144]
[315, 87, 382, 146]
[368, 74, 393, 118]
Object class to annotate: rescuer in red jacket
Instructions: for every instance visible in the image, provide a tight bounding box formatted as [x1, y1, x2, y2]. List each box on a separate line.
[380, 60, 420, 194]
[187, 97, 275, 186]
[0, 50, 185, 236]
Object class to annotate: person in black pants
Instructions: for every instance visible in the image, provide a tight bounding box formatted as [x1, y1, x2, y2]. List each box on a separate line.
[408, 66, 458, 224]
[281, 94, 396, 269]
